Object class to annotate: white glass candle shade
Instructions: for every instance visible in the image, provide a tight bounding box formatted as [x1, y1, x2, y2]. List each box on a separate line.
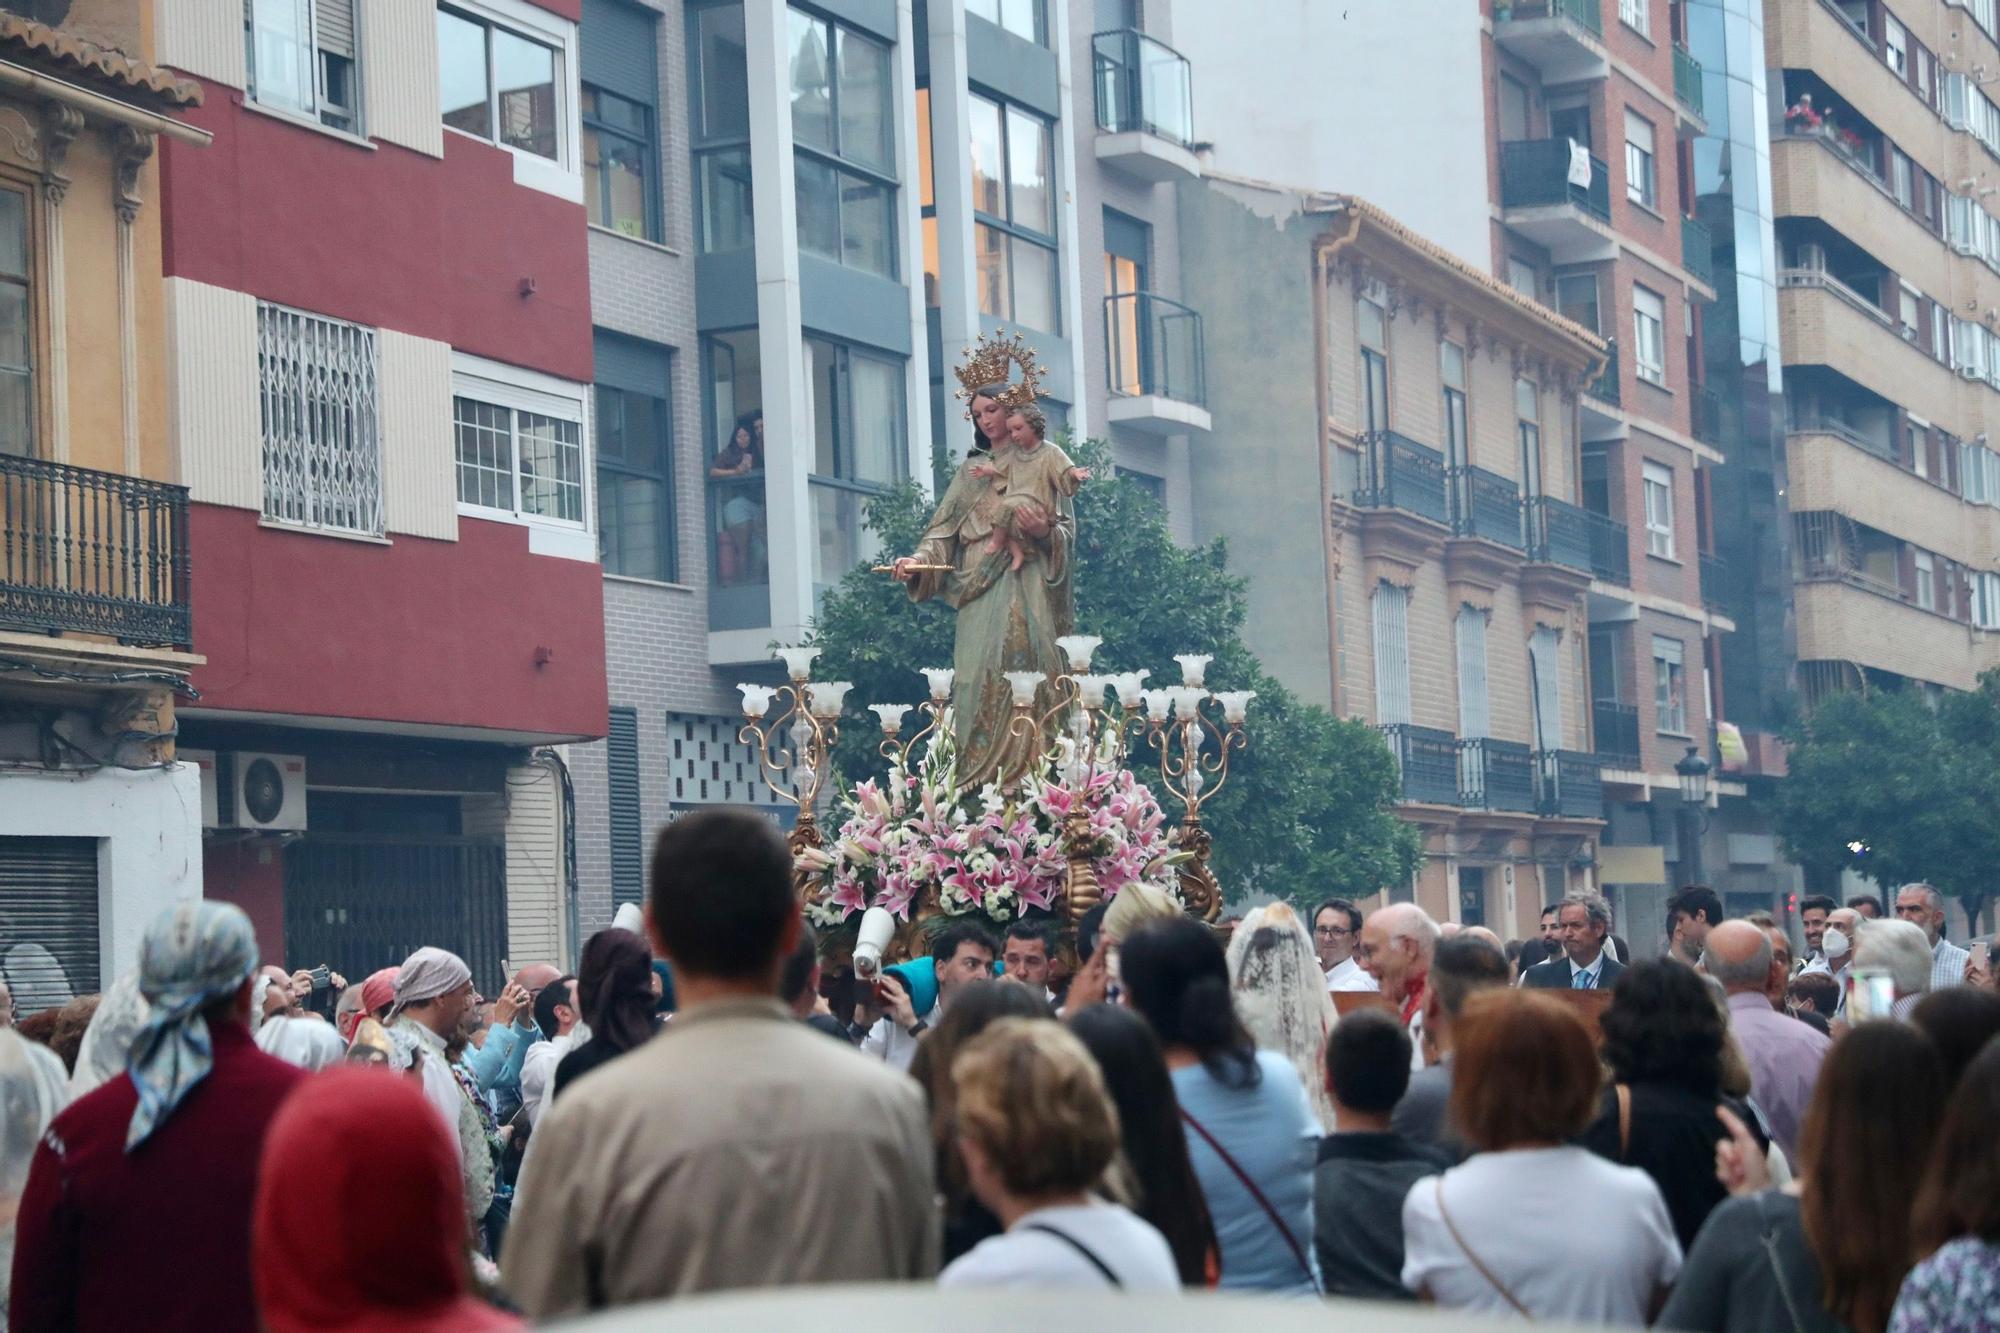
[1174, 653, 1212, 688]
[1140, 689, 1174, 723]
[807, 681, 854, 718]
[920, 667, 956, 701]
[1213, 690, 1257, 725]
[1112, 670, 1150, 709]
[775, 646, 820, 680]
[1055, 634, 1103, 672]
[1171, 686, 1206, 721]
[871, 703, 913, 735]
[737, 683, 777, 718]
[1004, 670, 1046, 707]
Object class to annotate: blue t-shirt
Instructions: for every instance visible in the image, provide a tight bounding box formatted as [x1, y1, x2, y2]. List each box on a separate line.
[1172, 1050, 1320, 1295]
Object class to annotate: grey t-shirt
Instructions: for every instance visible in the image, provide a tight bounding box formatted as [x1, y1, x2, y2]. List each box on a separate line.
[1656, 1189, 1847, 1333]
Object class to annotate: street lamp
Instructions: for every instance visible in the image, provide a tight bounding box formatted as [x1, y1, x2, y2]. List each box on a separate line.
[1675, 745, 1712, 888]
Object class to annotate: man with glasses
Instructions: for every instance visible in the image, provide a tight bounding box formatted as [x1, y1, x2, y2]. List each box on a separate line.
[1313, 899, 1377, 993]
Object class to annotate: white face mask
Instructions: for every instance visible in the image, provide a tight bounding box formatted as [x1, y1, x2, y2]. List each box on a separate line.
[1822, 927, 1850, 964]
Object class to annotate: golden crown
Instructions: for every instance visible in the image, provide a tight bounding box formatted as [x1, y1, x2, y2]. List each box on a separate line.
[951, 332, 1046, 418]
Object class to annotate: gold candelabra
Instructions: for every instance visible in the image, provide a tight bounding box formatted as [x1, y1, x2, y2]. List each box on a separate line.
[736, 647, 850, 901]
[1134, 655, 1253, 924]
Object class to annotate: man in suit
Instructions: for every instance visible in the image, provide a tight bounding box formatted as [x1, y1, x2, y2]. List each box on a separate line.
[1520, 891, 1625, 991]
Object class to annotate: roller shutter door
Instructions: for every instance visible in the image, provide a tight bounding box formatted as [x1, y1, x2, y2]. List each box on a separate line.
[0, 836, 99, 1017]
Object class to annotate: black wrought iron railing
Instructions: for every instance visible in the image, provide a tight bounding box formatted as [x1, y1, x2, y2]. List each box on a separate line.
[0, 454, 191, 648]
[1380, 723, 1460, 807]
[1525, 494, 1595, 572]
[1105, 291, 1207, 406]
[1593, 699, 1641, 769]
[1681, 215, 1713, 286]
[1701, 551, 1728, 611]
[1537, 749, 1605, 819]
[1674, 43, 1705, 118]
[1356, 431, 1450, 526]
[1499, 138, 1611, 223]
[1459, 737, 1538, 812]
[1693, 385, 1723, 445]
[1092, 29, 1194, 147]
[1448, 464, 1526, 548]
[1500, 0, 1604, 35]
[1587, 340, 1621, 405]
[1584, 506, 1631, 585]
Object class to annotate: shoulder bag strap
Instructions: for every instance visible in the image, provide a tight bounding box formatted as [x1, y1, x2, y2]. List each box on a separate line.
[1433, 1177, 1534, 1321]
[1753, 1192, 1810, 1333]
[1021, 1222, 1122, 1288]
[1616, 1083, 1632, 1162]
[1179, 1106, 1315, 1285]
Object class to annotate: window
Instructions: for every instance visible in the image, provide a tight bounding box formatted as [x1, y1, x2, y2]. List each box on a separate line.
[1517, 377, 1543, 498]
[1642, 460, 1674, 558]
[1898, 284, 1920, 340]
[968, 0, 1044, 45]
[1105, 209, 1150, 396]
[1911, 419, 1931, 479]
[1499, 75, 1531, 142]
[1884, 15, 1908, 77]
[1556, 273, 1601, 333]
[596, 333, 674, 582]
[453, 359, 587, 524]
[693, 5, 751, 252]
[1619, 0, 1650, 38]
[805, 336, 904, 591]
[0, 189, 29, 457]
[583, 86, 656, 239]
[1442, 341, 1469, 470]
[257, 301, 381, 536]
[1455, 606, 1490, 740]
[970, 93, 1058, 331]
[1358, 296, 1389, 434]
[1633, 284, 1666, 385]
[1975, 570, 2000, 628]
[1507, 257, 1537, 299]
[789, 8, 896, 278]
[1891, 150, 1914, 210]
[1624, 110, 1656, 208]
[247, 0, 359, 132]
[1120, 467, 1166, 505]
[1372, 583, 1412, 726]
[1653, 635, 1687, 735]
[1915, 549, 1937, 609]
[438, 4, 562, 161]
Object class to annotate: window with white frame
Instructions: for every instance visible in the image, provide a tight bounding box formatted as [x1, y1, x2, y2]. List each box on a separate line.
[257, 302, 381, 535]
[1372, 583, 1412, 726]
[1975, 570, 2000, 628]
[1643, 460, 1675, 559]
[1619, 0, 1650, 38]
[1653, 635, 1687, 735]
[1915, 549, 1937, 610]
[453, 358, 588, 524]
[1633, 285, 1666, 386]
[438, 3, 567, 163]
[1885, 15, 1908, 76]
[1624, 111, 1656, 208]
[0, 189, 31, 458]
[247, 0, 361, 132]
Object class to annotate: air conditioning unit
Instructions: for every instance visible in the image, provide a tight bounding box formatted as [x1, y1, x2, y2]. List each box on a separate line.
[180, 751, 308, 831]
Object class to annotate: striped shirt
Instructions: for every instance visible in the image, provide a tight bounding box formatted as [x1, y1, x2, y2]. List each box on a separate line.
[1932, 939, 1970, 992]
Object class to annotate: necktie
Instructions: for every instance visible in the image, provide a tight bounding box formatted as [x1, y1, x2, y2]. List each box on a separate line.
[1573, 969, 1593, 990]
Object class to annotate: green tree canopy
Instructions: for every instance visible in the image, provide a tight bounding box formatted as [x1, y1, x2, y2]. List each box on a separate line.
[805, 439, 1422, 908]
[1775, 676, 2000, 930]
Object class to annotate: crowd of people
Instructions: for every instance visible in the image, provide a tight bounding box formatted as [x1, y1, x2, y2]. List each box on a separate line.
[3, 805, 1999, 1330]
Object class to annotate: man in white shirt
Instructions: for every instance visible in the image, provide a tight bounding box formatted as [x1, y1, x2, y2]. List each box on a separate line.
[1895, 883, 1970, 990]
[856, 921, 996, 1071]
[519, 973, 580, 1128]
[1359, 902, 1439, 1070]
[1313, 898, 1377, 993]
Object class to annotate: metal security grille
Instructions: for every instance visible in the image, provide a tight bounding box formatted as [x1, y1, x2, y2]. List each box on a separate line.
[0, 836, 99, 1017]
[283, 837, 508, 996]
[607, 707, 643, 907]
[258, 302, 382, 535]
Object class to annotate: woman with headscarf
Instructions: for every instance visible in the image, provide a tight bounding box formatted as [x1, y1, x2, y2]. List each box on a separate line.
[0, 1028, 66, 1313]
[551, 928, 659, 1100]
[8, 901, 304, 1333]
[1227, 903, 1339, 1131]
[255, 1067, 522, 1332]
[65, 972, 148, 1100]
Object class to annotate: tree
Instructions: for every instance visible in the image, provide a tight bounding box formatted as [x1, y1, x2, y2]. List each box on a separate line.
[805, 439, 1423, 906]
[1774, 678, 1997, 931]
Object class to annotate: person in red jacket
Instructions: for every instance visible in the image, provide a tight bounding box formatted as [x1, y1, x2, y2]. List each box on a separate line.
[8, 900, 304, 1333]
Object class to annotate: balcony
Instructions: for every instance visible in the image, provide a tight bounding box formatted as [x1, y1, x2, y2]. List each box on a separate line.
[1499, 138, 1615, 265]
[1091, 29, 1200, 182]
[1447, 465, 1526, 549]
[1795, 579, 1999, 692]
[1524, 494, 1595, 573]
[1380, 723, 1461, 806]
[1585, 340, 1620, 407]
[0, 454, 191, 649]
[1673, 43, 1705, 127]
[1355, 430, 1450, 527]
[1104, 291, 1210, 435]
[1692, 385, 1722, 446]
[1700, 551, 1727, 611]
[1459, 737, 1538, 813]
[1584, 506, 1631, 586]
[1537, 749, 1606, 820]
[1681, 215, 1713, 288]
[1492, 0, 1608, 84]
[1592, 700, 1641, 769]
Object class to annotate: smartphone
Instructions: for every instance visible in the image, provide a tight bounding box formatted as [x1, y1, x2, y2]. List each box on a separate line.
[1973, 940, 1991, 978]
[308, 964, 332, 991]
[1848, 966, 1898, 1022]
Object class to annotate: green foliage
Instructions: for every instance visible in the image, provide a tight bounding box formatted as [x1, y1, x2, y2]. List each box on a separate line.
[1775, 677, 2000, 927]
[807, 438, 1423, 906]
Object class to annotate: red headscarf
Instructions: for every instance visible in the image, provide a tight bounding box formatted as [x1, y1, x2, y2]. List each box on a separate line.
[359, 968, 400, 1022]
[254, 1067, 521, 1333]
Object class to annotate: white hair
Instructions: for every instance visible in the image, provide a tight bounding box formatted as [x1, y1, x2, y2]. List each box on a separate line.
[1895, 883, 1944, 914]
[1855, 918, 1933, 996]
[1378, 902, 1440, 958]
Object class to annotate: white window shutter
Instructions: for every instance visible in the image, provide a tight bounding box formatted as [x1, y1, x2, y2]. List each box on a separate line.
[1456, 607, 1490, 740]
[1529, 626, 1562, 752]
[1372, 584, 1412, 726]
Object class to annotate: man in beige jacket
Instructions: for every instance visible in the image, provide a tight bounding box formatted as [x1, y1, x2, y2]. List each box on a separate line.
[502, 809, 938, 1315]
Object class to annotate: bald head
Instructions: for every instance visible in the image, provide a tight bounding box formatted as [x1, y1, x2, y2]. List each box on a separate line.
[513, 962, 561, 994]
[1463, 925, 1504, 953]
[1702, 919, 1772, 994]
[1360, 903, 1439, 999]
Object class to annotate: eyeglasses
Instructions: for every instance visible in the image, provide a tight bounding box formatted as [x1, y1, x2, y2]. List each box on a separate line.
[1313, 925, 1354, 940]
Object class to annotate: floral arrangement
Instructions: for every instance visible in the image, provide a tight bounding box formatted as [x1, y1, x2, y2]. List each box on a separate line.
[798, 718, 1183, 931]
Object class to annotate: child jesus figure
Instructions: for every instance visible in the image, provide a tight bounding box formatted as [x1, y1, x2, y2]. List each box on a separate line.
[966, 404, 1091, 572]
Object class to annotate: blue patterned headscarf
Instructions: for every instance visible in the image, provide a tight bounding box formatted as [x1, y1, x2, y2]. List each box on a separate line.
[125, 901, 260, 1150]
